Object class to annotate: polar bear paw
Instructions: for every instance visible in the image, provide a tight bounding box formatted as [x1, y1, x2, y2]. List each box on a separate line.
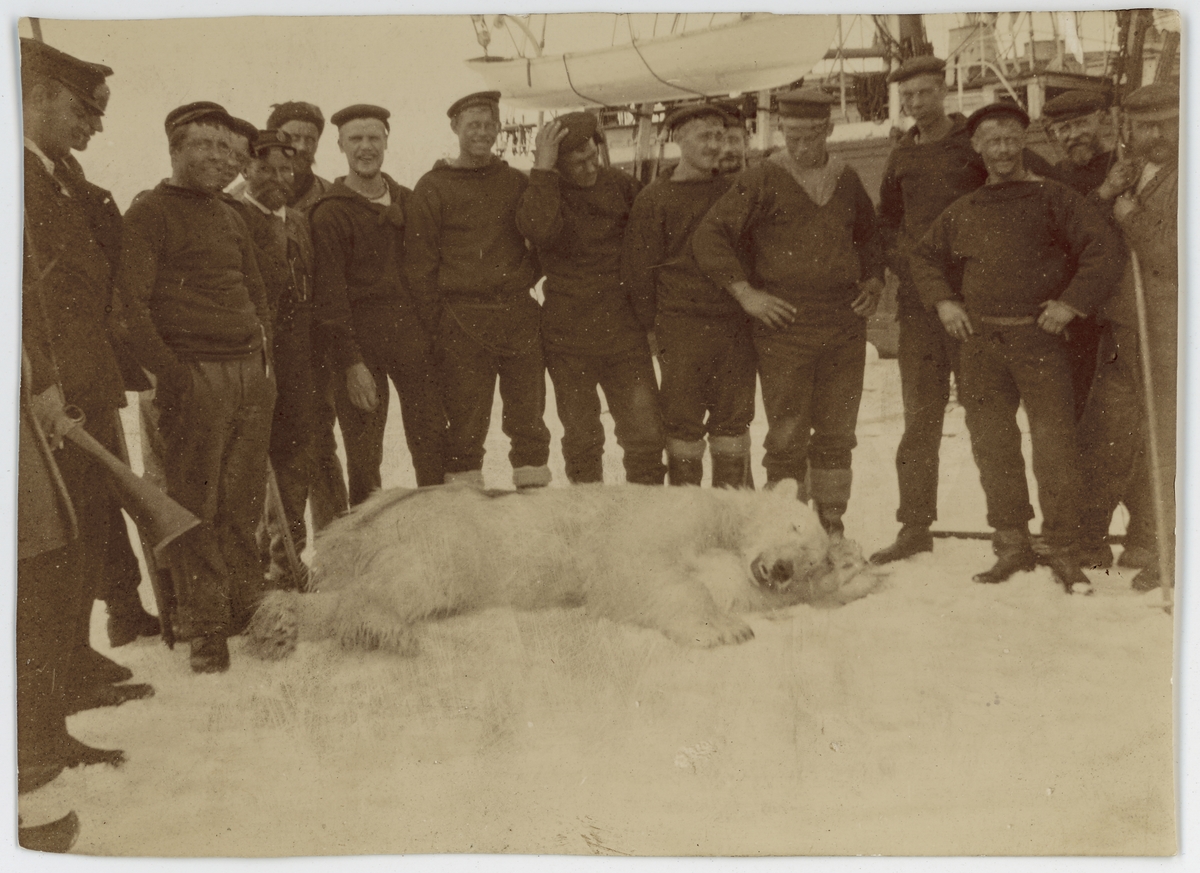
[666, 611, 755, 648]
[245, 592, 300, 661]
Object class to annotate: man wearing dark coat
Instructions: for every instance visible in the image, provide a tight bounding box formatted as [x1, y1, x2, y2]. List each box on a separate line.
[909, 103, 1124, 594]
[515, 112, 665, 485]
[20, 38, 159, 708]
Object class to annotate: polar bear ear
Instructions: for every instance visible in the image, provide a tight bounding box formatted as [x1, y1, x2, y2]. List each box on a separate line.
[772, 478, 799, 501]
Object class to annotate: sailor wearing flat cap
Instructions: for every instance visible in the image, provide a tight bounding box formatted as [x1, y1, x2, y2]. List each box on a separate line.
[21, 38, 161, 761]
[622, 100, 756, 489]
[908, 100, 1124, 593]
[693, 86, 884, 534]
[309, 103, 447, 500]
[516, 112, 665, 486]
[1077, 81, 1180, 592]
[405, 89, 552, 491]
[221, 115, 261, 192]
[716, 104, 750, 175]
[265, 101, 332, 213]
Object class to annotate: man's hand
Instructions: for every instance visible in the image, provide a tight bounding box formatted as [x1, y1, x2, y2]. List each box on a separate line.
[1112, 193, 1138, 222]
[29, 383, 75, 450]
[533, 119, 569, 172]
[729, 281, 796, 330]
[1096, 156, 1141, 201]
[346, 362, 378, 412]
[1037, 299, 1078, 335]
[851, 276, 884, 318]
[935, 300, 974, 341]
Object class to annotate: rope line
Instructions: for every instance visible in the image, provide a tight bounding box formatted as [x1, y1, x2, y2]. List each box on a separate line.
[625, 15, 711, 100]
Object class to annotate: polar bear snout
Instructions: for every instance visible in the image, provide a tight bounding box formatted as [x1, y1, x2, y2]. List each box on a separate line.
[752, 556, 795, 591]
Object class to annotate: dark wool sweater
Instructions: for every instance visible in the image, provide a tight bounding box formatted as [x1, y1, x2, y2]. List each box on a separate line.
[516, 166, 645, 354]
[23, 151, 126, 408]
[118, 181, 269, 377]
[405, 158, 540, 334]
[309, 175, 416, 370]
[232, 196, 314, 327]
[695, 162, 883, 313]
[1053, 150, 1116, 196]
[910, 178, 1124, 319]
[621, 172, 739, 329]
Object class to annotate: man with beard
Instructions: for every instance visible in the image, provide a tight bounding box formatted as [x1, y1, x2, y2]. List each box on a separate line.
[1076, 83, 1179, 589]
[622, 103, 756, 489]
[268, 101, 333, 213]
[695, 89, 884, 538]
[117, 101, 275, 672]
[310, 104, 446, 501]
[516, 112, 665, 485]
[909, 103, 1122, 594]
[20, 39, 157, 712]
[1041, 90, 1117, 423]
[718, 108, 749, 175]
[406, 91, 549, 490]
[232, 130, 316, 589]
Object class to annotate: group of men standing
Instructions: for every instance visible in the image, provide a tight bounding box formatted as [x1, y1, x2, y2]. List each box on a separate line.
[16, 36, 1178, 847]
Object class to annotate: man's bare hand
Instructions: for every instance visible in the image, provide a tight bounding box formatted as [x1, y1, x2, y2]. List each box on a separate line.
[533, 119, 569, 172]
[729, 281, 796, 329]
[346, 362, 378, 412]
[29, 383, 74, 449]
[1112, 193, 1138, 222]
[935, 300, 974, 341]
[851, 277, 884, 318]
[1096, 156, 1141, 201]
[1037, 299, 1078, 335]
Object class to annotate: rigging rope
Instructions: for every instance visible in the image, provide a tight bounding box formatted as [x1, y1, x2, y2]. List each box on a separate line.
[561, 54, 611, 107]
[625, 15, 711, 100]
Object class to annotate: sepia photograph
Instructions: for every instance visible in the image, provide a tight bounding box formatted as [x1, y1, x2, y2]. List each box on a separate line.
[6, 1, 1188, 866]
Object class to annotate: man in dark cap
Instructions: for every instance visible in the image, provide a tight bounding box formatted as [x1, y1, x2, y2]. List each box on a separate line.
[220, 115, 259, 192]
[622, 102, 756, 489]
[20, 38, 159, 709]
[871, 56, 1058, 565]
[309, 104, 446, 501]
[406, 91, 550, 489]
[117, 101, 276, 672]
[267, 100, 333, 213]
[1077, 83, 1179, 589]
[231, 131, 317, 589]
[516, 112, 665, 485]
[908, 102, 1123, 593]
[695, 88, 883, 537]
[717, 104, 749, 175]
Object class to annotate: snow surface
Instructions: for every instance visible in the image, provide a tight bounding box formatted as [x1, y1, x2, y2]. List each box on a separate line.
[13, 353, 1177, 863]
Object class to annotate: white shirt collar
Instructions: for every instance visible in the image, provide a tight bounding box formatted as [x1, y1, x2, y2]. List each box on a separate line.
[24, 138, 57, 176]
[243, 189, 287, 221]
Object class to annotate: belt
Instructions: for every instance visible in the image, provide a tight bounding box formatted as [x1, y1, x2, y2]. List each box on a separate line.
[978, 315, 1037, 326]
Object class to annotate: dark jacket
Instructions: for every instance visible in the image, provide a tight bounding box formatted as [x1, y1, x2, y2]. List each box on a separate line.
[308, 175, 415, 370]
[910, 178, 1123, 319]
[23, 150, 128, 409]
[695, 161, 883, 320]
[1054, 150, 1116, 196]
[406, 158, 541, 356]
[231, 194, 315, 330]
[516, 166, 645, 354]
[116, 180, 270, 387]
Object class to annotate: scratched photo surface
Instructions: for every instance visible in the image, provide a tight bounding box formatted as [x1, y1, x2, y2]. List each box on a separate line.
[11, 8, 1180, 863]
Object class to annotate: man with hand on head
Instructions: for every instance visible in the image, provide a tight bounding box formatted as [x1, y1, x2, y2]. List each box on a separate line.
[695, 88, 884, 539]
[909, 102, 1123, 594]
[117, 101, 276, 672]
[406, 90, 550, 490]
[309, 104, 446, 502]
[622, 103, 756, 490]
[516, 112, 665, 485]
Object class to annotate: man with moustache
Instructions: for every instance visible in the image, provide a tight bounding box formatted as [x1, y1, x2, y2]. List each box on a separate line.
[1076, 83, 1179, 589]
[623, 103, 755, 489]
[268, 101, 334, 213]
[117, 101, 275, 672]
[20, 39, 158, 713]
[516, 112, 665, 485]
[695, 89, 884, 538]
[406, 91, 549, 490]
[309, 104, 446, 501]
[232, 130, 316, 589]
[717, 107, 749, 175]
[909, 103, 1122, 593]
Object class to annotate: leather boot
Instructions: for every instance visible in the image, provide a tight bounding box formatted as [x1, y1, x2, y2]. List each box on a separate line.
[973, 528, 1037, 584]
[709, 434, 754, 490]
[667, 438, 705, 487]
[869, 524, 934, 565]
[810, 468, 852, 541]
[623, 450, 667, 485]
[1075, 540, 1114, 570]
[190, 634, 230, 674]
[1044, 549, 1094, 595]
[106, 597, 162, 648]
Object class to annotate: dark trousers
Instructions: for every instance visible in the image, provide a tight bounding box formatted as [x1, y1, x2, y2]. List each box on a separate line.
[53, 400, 144, 653]
[1065, 314, 1104, 421]
[17, 542, 79, 776]
[335, 303, 447, 501]
[755, 309, 866, 483]
[959, 324, 1081, 547]
[656, 313, 756, 444]
[156, 353, 275, 638]
[438, 310, 550, 474]
[893, 298, 961, 526]
[309, 343, 349, 531]
[545, 344, 666, 484]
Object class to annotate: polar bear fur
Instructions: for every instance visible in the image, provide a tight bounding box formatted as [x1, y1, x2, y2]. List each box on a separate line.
[246, 479, 882, 660]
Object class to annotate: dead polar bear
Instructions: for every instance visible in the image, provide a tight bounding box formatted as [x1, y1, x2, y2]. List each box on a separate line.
[247, 479, 882, 659]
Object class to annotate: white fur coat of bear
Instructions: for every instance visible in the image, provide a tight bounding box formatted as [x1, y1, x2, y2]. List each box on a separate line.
[247, 479, 882, 659]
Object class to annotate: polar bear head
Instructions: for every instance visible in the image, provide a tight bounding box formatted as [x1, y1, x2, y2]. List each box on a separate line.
[739, 479, 836, 603]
